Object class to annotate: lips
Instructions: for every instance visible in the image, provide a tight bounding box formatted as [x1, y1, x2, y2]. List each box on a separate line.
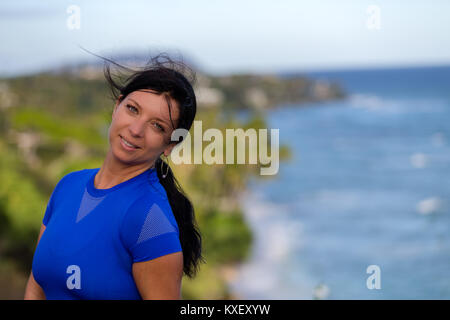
[119, 135, 140, 149]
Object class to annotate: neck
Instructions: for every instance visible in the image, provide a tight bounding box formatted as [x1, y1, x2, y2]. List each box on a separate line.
[94, 150, 156, 189]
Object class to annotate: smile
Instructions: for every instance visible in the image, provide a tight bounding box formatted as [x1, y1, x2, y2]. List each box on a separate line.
[120, 136, 140, 149]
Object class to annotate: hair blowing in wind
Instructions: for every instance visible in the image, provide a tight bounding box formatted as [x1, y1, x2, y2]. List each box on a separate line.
[86, 48, 204, 278]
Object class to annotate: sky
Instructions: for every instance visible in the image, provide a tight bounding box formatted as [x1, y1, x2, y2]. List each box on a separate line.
[1, 0, 450, 76]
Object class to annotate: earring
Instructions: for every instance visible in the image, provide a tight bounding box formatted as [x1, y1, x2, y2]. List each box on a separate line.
[160, 154, 169, 178]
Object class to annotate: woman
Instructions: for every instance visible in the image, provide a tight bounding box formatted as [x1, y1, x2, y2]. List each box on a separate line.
[24, 53, 203, 300]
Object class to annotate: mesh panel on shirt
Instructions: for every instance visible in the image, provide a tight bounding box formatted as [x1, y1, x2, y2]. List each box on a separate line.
[76, 189, 105, 223]
[136, 203, 177, 245]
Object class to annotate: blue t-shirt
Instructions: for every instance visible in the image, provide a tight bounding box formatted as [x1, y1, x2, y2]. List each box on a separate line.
[31, 167, 182, 300]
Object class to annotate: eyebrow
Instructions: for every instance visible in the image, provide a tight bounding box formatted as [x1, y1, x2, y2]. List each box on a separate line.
[127, 98, 172, 127]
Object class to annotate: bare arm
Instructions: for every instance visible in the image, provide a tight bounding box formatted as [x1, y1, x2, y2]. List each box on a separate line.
[132, 251, 183, 300]
[24, 223, 47, 300]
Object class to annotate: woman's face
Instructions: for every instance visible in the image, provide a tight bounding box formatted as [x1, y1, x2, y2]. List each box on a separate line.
[109, 89, 180, 166]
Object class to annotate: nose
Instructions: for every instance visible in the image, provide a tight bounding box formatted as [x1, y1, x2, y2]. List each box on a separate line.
[128, 119, 146, 138]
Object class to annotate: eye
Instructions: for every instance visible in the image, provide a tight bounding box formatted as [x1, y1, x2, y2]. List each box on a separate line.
[127, 104, 138, 113]
[153, 122, 165, 132]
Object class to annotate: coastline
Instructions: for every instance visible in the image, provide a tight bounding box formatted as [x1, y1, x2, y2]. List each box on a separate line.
[222, 189, 308, 300]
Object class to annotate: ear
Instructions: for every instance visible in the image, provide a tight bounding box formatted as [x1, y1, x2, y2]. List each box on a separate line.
[162, 142, 178, 157]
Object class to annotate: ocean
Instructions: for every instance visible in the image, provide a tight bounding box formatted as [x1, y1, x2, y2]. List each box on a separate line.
[229, 66, 450, 299]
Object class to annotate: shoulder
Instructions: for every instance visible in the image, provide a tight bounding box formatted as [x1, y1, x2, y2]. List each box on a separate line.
[119, 184, 179, 249]
[51, 168, 89, 192]
[42, 169, 94, 225]
[126, 187, 178, 232]
[58, 168, 93, 183]
[130, 177, 175, 226]
[52, 168, 93, 193]
[142, 178, 169, 202]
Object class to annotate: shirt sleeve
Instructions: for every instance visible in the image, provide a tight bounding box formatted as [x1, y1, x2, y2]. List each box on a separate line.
[42, 190, 55, 227]
[42, 173, 68, 227]
[120, 196, 182, 263]
[42, 171, 79, 227]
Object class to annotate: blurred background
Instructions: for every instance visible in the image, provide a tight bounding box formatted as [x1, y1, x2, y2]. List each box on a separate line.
[1, 0, 450, 299]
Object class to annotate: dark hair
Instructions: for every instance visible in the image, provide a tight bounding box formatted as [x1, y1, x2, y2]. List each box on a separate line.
[92, 51, 204, 278]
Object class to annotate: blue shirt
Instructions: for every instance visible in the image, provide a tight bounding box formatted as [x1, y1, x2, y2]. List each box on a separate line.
[31, 167, 182, 300]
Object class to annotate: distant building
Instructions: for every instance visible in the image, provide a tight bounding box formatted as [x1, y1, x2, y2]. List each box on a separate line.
[196, 87, 224, 107]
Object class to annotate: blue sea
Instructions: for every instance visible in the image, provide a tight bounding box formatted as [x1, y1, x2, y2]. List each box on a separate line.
[229, 66, 450, 299]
